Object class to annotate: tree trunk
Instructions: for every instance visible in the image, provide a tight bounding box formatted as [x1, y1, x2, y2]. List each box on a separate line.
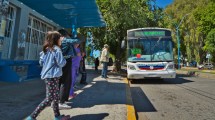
[115, 41, 122, 72]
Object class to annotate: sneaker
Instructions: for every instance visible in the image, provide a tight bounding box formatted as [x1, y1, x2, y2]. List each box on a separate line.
[65, 101, 73, 104]
[59, 103, 71, 109]
[69, 93, 77, 99]
[26, 116, 36, 120]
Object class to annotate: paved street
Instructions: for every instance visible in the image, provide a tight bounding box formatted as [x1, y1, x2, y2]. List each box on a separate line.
[130, 73, 215, 120]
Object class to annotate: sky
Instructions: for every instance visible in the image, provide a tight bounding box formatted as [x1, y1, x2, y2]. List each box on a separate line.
[155, 0, 173, 8]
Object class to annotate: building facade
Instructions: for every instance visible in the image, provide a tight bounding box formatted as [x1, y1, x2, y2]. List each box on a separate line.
[0, 0, 61, 82]
[0, 0, 60, 60]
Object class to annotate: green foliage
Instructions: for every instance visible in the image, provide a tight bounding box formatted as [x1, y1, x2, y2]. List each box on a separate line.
[80, 0, 215, 67]
[204, 29, 215, 53]
[80, 0, 162, 71]
[163, 0, 215, 64]
[194, 2, 215, 35]
[204, 29, 215, 63]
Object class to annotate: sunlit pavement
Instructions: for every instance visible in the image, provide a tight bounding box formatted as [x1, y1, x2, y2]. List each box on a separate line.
[0, 66, 131, 120]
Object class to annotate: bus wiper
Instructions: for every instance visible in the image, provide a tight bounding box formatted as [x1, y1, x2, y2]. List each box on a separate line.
[151, 37, 162, 50]
[158, 53, 168, 62]
[151, 37, 162, 60]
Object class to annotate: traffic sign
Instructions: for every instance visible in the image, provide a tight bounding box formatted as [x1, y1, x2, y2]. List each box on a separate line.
[206, 53, 211, 58]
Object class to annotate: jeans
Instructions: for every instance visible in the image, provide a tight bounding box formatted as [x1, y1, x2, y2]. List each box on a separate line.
[101, 62, 108, 78]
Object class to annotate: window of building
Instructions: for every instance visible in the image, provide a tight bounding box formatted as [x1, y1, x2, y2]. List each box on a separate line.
[1, 5, 16, 59]
[27, 16, 53, 45]
[26, 16, 54, 60]
[5, 6, 15, 38]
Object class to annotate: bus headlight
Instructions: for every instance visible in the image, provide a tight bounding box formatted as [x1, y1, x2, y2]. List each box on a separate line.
[167, 64, 174, 70]
[128, 65, 136, 70]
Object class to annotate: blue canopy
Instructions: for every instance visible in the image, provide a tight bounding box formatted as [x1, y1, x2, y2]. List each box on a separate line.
[18, 0, 106, 28]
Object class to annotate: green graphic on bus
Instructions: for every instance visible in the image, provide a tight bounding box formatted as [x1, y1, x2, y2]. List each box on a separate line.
[131, 48, 141, 55]
[134, 31, 165, 37]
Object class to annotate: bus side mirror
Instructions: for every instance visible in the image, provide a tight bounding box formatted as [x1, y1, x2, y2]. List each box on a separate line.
[121, 40, 125, 49]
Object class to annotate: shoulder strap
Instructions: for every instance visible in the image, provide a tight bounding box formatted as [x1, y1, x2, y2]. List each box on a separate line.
[43, 63, 55, 76]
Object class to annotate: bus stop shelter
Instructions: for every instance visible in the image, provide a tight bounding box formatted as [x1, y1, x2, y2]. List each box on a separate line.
[0, 0, 106, 82]
[18, 0, 106, 28]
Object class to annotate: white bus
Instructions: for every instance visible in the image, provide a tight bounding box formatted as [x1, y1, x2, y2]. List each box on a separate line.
[126, 28, 176, 79]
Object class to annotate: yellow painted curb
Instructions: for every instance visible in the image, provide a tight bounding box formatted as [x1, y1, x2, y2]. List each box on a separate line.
[124, 78, 136, 120]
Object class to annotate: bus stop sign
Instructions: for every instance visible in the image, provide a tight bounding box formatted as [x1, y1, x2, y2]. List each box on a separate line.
[206, 53, 211, 58]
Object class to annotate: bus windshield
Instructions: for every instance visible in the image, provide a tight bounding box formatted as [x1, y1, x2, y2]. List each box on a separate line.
[127, 37, 173, 62]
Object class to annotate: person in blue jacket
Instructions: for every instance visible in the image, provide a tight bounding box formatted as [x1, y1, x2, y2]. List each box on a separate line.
[57, 29, 80, 109]
[26, 31, 68, 120]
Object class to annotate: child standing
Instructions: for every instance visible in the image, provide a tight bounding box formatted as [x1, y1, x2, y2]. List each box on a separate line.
[26, 31, 68, 120]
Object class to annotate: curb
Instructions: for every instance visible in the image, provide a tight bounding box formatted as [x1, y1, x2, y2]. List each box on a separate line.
[124, 78, 136, 120]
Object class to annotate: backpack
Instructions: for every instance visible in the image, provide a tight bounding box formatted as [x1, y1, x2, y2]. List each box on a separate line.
[108, 57, 113, 66]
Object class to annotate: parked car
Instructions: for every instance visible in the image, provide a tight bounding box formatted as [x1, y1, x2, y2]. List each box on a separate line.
[198, 63, 214, 70]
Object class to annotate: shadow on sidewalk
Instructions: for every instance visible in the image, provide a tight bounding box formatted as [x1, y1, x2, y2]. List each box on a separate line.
[69, 113, 109, 120]
[68, 69, 127, 108]
[0, 69, 126, 120]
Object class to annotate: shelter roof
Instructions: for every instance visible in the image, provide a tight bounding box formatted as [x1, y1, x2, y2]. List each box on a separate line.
[18, 0, 106, 28]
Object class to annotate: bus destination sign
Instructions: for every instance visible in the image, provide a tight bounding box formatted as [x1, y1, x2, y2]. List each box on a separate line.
[134, 31, 165, 37]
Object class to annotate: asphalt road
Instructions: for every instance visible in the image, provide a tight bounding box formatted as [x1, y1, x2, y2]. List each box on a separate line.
[130, 74, 215, 120]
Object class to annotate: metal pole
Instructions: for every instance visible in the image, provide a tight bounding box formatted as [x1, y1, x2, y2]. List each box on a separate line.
[176, 28, 180, 69]
[176, 14, 189, 69]
[208, 57, 209, 65]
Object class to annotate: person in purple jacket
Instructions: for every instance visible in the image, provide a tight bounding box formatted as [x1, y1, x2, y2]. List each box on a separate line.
[69, 42, 82, 98]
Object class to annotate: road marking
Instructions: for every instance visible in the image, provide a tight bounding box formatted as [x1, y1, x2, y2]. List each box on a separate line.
[124, 78, 136, 120]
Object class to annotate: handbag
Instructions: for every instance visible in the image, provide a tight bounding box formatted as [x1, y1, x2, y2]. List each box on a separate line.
[108, 57, 113, 66]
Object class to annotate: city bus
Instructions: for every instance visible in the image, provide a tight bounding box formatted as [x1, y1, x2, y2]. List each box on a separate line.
[126, 28, 176, 79]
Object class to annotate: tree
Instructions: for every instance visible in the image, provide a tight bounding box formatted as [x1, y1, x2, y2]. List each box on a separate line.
[86, 0, 163, 71]
[204, 29, 215, 63]
[163, 0, 214, 65]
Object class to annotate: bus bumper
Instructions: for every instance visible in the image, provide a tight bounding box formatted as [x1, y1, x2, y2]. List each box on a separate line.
[127, 70, 176, 79]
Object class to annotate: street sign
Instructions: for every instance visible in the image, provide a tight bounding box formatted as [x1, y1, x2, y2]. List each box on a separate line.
[206, 53, 211, 59]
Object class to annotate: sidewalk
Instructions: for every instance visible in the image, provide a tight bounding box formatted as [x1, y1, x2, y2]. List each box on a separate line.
[0, 67, 134, 120]
[176, 68, 215, 79]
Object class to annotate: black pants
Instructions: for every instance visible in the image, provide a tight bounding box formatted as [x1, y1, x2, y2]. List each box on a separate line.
[59, 58, 72, 103]
[95, 65, 98, 71]
[80, 58, 87, 83]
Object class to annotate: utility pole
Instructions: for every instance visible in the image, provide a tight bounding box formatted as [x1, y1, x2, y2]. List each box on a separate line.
[175, 14, 189, 69]
[164, 13, 189, 69]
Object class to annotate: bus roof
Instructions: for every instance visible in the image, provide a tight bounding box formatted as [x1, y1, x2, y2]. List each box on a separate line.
[127, 27, 171, 32]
